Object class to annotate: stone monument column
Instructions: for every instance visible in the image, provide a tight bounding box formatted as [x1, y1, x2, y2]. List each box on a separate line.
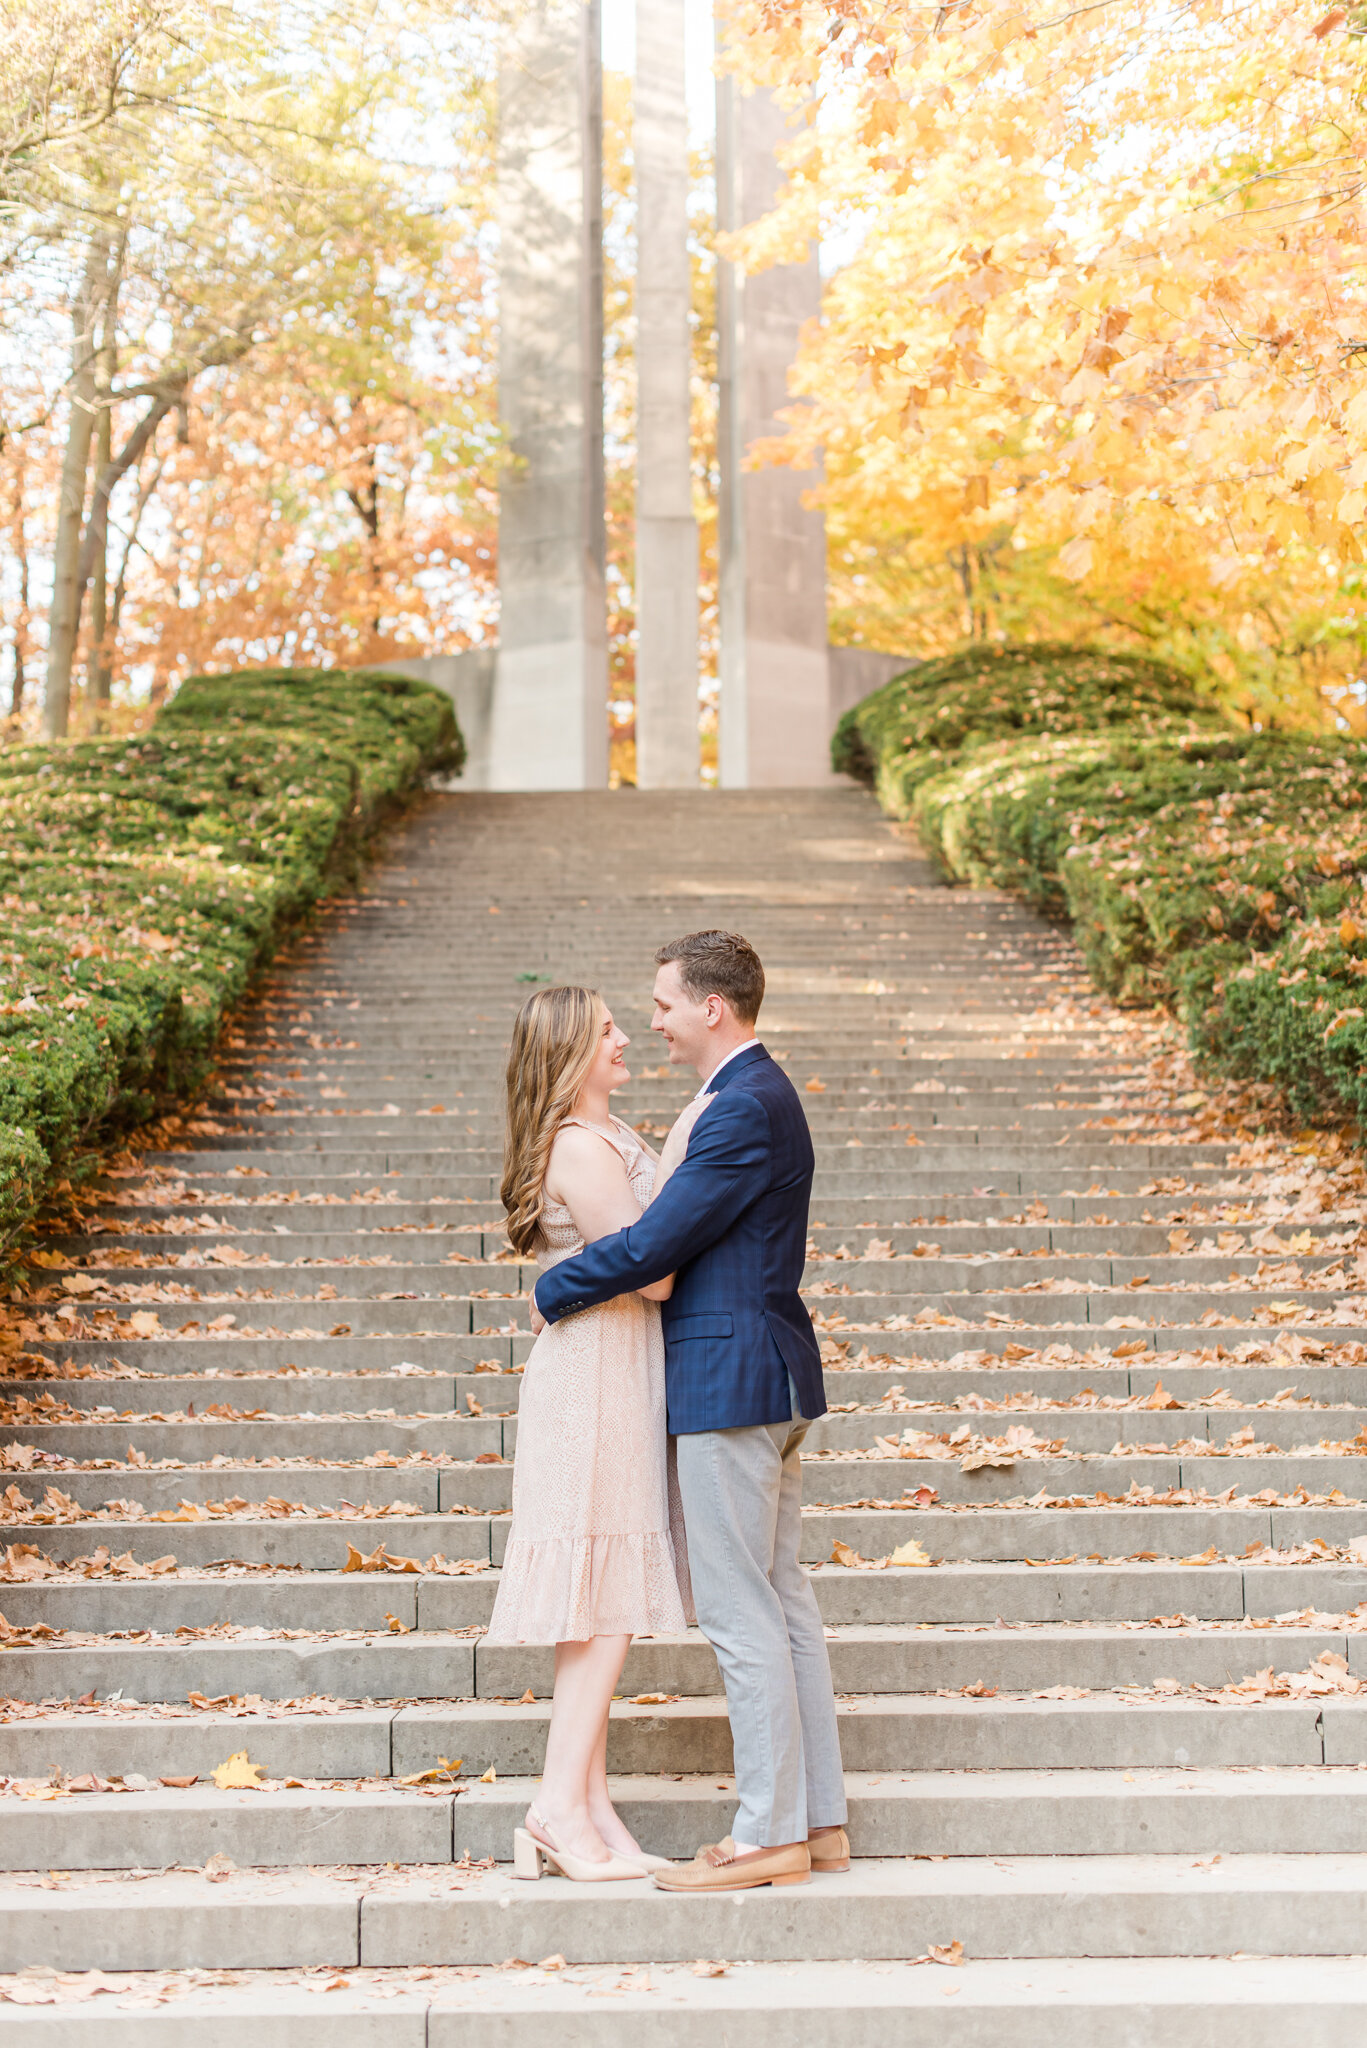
[633, 0, 700, 787]
[715, 73, 829, 787]
[489, 0, 608, 791]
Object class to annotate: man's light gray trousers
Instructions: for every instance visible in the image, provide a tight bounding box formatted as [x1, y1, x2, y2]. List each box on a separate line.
[674, 1396, 849, 1847]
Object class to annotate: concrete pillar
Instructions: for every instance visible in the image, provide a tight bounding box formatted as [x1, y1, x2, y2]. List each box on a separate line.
[827, 646, 920, 731]
[488, 0, 608, 791]
[633, 0, 700, 787]
[715, 73, 829, 787]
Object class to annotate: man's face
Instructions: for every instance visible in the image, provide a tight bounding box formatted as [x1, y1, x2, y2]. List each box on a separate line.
[651, 960, 718, 1070]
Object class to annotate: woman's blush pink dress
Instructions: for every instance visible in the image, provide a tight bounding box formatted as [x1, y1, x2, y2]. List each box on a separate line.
[484, 1112, 699, 1644]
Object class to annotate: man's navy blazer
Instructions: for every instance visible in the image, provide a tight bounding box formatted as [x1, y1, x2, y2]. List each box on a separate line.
[533, 1042, 825, 1434]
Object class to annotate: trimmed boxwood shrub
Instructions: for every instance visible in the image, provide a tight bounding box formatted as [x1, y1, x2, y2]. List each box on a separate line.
[835, 643, 1367, 1131]
[0, 667, 462, 1259]
[832, 642, 1228, 813]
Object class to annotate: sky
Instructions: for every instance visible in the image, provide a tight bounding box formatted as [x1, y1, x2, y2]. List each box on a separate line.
[603, 1, 851, 275]
[602, 0, 719, 144]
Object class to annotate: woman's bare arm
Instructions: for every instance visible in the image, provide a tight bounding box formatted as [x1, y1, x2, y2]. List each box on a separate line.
[545, 1127, 674, 1301]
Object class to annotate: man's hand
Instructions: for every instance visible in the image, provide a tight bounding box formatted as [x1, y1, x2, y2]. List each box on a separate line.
[528, 1282, 546, 1337]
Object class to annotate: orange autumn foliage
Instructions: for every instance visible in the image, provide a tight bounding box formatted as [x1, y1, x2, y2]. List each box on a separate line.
[718, 0, 1367, 724]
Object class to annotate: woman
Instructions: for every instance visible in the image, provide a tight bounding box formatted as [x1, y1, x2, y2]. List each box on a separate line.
[487, 983, 696, 1882]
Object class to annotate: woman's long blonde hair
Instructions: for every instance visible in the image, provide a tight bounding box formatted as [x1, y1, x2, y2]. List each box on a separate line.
[501, 984, 603, 1254]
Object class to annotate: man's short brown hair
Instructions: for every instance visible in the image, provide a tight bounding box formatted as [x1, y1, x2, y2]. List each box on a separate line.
[655, 930, 765, 1024]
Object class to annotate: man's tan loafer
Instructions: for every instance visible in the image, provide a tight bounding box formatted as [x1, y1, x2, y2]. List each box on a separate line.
[808, 1826, 850, 1873]
[689, 1830, 850, 1874]
[652, 1837, 810, 1891]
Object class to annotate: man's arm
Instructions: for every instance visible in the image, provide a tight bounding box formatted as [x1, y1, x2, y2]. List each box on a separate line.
[533, 1090, 770, 1323]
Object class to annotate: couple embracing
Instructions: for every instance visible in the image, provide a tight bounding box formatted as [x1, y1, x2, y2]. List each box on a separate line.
[486, 929, 848, 1889]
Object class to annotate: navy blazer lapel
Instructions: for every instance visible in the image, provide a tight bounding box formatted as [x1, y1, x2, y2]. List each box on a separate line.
[703, 1042, 769, 1095]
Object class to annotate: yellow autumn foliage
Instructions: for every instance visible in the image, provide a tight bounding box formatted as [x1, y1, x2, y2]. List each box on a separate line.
[720, 0, 1367, 724]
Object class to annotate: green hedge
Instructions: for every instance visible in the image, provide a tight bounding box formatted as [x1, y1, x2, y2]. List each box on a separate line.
[835, 644, 1367, 1129]
[830, 643, 1229, 799]
[0, 667, 462, 1258]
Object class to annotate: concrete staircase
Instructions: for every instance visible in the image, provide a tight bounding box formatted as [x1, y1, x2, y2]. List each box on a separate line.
[3, 785, 1367, 2038]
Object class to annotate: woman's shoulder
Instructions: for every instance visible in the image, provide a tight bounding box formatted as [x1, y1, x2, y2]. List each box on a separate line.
[545, 1119, 635, 1210]
[547, 1119, 633, 1176]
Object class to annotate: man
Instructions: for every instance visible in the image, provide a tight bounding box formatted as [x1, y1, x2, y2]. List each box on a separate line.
[531, 929, 849, 1890]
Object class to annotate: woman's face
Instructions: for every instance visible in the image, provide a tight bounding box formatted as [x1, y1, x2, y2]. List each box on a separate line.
[586, 1004, 631, 1096]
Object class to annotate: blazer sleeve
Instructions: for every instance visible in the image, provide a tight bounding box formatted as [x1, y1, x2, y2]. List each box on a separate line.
[535, 1088, 770, 1322]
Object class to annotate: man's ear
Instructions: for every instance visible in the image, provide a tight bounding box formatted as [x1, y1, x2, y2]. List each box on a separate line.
[705, 994, 726, 1028]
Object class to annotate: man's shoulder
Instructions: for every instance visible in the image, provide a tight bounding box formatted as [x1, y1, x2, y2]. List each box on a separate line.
[695, 1071, 772, 1134]
[733, 1052, 802, 1111]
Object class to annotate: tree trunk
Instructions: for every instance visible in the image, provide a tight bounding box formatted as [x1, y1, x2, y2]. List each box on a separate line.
[88, 260, 123, 712]
[88, 394, 112, 710]
[76, 390, 175, 617]
[8, 453, 28, 721]
[43, 233, 111, 740]
[345, 439, 383, 640]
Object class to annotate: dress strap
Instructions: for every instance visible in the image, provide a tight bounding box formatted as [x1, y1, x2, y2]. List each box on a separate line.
[558, 1115, 639, 1165]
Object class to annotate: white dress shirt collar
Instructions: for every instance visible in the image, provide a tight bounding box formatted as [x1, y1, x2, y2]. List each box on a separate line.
[694, 1039, 762, 1100]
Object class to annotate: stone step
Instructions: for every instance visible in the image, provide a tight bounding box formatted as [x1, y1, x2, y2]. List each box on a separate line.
[17, 1448, 1367, 1516]
[208, 1121, 1210, 1156]
[2, 1417, 508, 1458]
[58, 1218, 1354, 1261]
[5, 1692, 1355, 1783]
[11, 1398, 1361, 1461]
[818, 1322, 1367, 1357]
[33, 1324, 1367, 1377]
[10, 1465, 484, 1510]
[813, 1256, 1351, 1287]
[207, 1072, 1192, 1097]
[817, 1235, 1352, 1263]
[65, 1231, 510, 1259]
[136, 1144, 1240, 1179]
[830, 1364, 1367, 1405]
[16, 1357, 1367, 1419]
[29, 1338, 528, 1374]
[0, 1371, 509, 1415]
[39, 1298, 1367, 1351]
[153, 1145, 1232, 1178]
[7, 1852, 1367, 1973]
[54, 1301, 516, 1337]
[128, 1173, 501, 1201]
[810, 1169, 1236, 1196]
[10, 1768, 1367, 1875]
[51, 1252, 1355, 1295]
[10, 1495, 1365, 1572]
[0, 1623, 1349, 1708]
[3, 1556, 1364, 1633]
[88, 1167, 1251, 1206]
[60, 1261, 531, 1292]
[2, 1513, 496, 1569]
[216, 1094, 1186, 1120]
[800, 1287, 1360, 1323]
[795, 1193, 1355, 1225]
[798, 1452, 1367, 1501]
[207, 1090, 1183, 1121]
[2, 1956, 1364, 2048]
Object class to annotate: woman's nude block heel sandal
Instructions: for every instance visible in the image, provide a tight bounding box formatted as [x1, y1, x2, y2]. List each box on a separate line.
[512, 1828, 549, 1880]
[512, 1813, 642, 1883]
